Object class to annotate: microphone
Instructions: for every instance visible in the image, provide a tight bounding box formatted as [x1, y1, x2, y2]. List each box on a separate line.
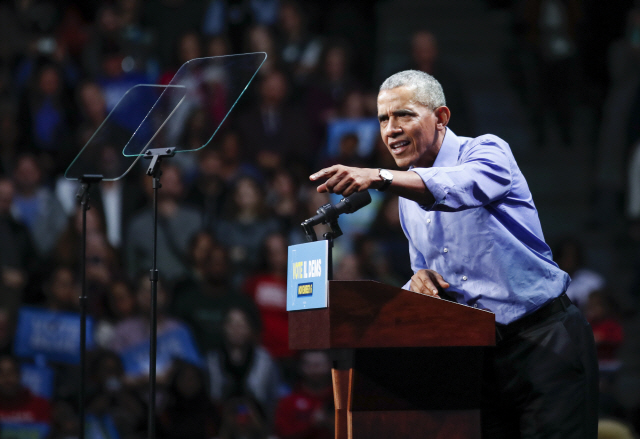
[303, 190, 372, 227]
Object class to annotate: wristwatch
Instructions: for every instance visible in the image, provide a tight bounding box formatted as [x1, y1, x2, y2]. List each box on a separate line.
[377, 169, 393, 192]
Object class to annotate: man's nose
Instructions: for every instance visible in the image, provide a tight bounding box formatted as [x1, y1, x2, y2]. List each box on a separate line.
[385, 119, 402, 137]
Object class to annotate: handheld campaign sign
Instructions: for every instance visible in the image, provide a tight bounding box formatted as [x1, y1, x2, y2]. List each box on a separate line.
[287, 241, 329, 311]
[14, 307, 94, 364]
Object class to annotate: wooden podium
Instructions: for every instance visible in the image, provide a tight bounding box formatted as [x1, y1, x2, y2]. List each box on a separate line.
[289, 280, 495, 439]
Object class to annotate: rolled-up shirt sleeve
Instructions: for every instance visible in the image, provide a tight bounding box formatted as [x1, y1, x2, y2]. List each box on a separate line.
[412, 138, 513, 211]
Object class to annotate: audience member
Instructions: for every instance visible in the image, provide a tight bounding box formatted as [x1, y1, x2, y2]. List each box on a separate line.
[207, 307, 281, 422]
[0, 310, 13, 356]
[216, 176, 280, 287]
[95, 279, 137, 348]
[554, 236, 606, 311]
[235, 69, 311, 169]
[158, 31, 202, 86]
[85, 350, 145, 437]
[245, 25, 282, 79]
[586, 290, 625, 368]
[172, 240, 257, 352]
[266, 168, 304, 234]
[186, 148, 229, 230]
[305, 41, 360, 140]
[109, 274, 179, 352]
[43, 266, 80, 313]
[11, 154, 67, 259]
[277, 1, 323, 86]
[52, 205, 106, 271]
[48, 399, 80, 439]
[274, 350, 334, 439]
[511, 0, 581, 147]
[124, 165, 202, 284]
[141, 0, 205, 70]
[82, 4, 127, 79]
[0, 355, 51, 424]
[17, 62, 74, 174]
[217, 395, 270, 439]
[407, 30, 473, 135]
[157, 360, 218, 439]
[369, 194, 413, 281]
[243, 233, 292, 361]
[0, 178, 36, 314]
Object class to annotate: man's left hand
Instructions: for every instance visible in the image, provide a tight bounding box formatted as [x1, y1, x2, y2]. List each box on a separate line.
[310, 165, 380, 196]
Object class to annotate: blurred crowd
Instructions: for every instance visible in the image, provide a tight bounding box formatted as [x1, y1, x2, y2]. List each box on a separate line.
[0, 0, 638, 438]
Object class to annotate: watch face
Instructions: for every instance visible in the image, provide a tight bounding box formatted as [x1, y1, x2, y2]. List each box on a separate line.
[380, 169, 393, 180]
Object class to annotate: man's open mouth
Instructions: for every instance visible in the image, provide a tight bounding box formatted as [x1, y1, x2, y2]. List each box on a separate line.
[389, 140, 410, 154]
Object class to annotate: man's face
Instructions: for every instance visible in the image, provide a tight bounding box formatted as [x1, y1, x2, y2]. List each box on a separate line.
[377, 86, 441, 169]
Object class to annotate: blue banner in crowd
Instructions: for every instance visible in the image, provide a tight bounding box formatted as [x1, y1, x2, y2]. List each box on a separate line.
[20, 363, 55, 400]
[287, 240, 329, 311]
[14, 307, 94, 365]
[0, 422, 50, 439]
[326, 118, 380, 158]
[120, 325, 203, 378]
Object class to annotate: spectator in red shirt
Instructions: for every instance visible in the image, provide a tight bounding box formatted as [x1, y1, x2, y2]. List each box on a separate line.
[0, 355, 51, 424]
[274, 351, 334, 439]
[585, 290, 624, 366]
[243, 232, 292, 360]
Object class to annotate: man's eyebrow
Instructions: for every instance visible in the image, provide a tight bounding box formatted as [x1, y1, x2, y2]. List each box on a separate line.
[393, 109, 416, 116]
[378, 109, 416, 121]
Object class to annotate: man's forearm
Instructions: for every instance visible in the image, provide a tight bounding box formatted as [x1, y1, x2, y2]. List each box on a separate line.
[385, 169, 435, 206]
[310, 165, 435, 205]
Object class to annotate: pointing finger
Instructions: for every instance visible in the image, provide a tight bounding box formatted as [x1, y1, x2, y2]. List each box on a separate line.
[310, 166, 337, 181]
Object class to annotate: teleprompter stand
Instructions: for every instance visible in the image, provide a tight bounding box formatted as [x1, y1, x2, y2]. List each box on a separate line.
[142, 147, 175, 439]
[75, 174, 103, 439]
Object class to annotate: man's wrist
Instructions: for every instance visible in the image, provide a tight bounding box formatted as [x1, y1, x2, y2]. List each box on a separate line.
[377, 169, 394, 192]
[369, 168, 384, 190]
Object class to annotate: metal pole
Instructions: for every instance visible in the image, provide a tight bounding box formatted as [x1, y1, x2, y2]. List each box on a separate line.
[79, 182, 88, 439]
[148, 172, 160, 439]
[141, 147, 174, 439]
[76, 175, 102, 439]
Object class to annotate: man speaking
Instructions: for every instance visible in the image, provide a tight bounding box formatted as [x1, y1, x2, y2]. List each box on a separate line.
[310, 70, 597, 439]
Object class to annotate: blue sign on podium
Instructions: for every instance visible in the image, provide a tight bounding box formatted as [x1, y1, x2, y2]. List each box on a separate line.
[287, 241, 329, 311]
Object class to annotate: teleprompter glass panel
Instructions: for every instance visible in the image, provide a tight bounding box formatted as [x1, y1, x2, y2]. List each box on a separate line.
[64, 84, 186, 181]
[122, 52, 267, 157]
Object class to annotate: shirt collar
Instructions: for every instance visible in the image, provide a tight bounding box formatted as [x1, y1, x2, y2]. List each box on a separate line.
[432, 127, 460, 168]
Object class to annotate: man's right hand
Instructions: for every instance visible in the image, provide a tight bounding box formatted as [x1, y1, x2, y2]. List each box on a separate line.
[410, 269, 450, 297]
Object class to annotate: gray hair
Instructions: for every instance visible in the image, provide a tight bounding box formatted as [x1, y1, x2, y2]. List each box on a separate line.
[379, 70, 446, 110]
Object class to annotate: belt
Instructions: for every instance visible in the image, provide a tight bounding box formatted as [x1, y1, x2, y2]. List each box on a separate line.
[495, 292, 572, 344]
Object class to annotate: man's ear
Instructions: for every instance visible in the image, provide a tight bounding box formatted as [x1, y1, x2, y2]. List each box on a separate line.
[435, 106, 450, 128]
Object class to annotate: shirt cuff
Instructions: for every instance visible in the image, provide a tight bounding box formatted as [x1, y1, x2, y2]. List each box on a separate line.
[410, 168, 452, 211]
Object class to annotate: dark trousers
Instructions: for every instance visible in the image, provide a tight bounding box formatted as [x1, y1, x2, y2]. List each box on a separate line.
[481, 303, 599, 439]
